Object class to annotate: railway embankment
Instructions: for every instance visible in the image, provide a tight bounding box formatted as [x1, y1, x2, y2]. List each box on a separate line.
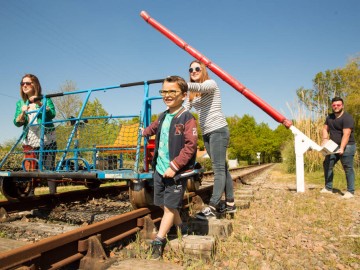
[209, 163, 360, 270]
[114, 163, 359, 269]
[0, 164, 358, 269]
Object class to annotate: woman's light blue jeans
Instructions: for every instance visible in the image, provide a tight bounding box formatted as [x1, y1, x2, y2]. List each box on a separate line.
[323, 143, 356, 194]
[203, 126, 234, 208]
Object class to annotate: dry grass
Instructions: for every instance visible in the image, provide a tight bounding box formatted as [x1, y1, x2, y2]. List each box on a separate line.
[124, 164, 359, 269]
[2, 164, 359, 269]
[201, 164, 360, 270]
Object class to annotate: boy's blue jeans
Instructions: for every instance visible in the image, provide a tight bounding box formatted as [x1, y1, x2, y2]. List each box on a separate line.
[323, 143, 356, 194]
[203, 126, 234, 208]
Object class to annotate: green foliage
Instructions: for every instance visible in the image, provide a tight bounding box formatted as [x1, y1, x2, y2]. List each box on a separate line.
[0, 138, 19, 150]
[227, 114, 292, 165]
[286, 55, 360, 173]
[74, 98, 120, 148]
[296, 56, 360, 118]
[296, 68, 349, 118]
[191, 112, 204, 150]
[342, 58, 360, 147]
[0, 149, 23, 170]
[281, 139, 296, 173]
[228, 114, 257, 163]
[196, 157, 213, 171]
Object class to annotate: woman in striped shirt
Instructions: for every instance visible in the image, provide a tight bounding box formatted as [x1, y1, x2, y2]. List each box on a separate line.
[183, 60, 236, 219]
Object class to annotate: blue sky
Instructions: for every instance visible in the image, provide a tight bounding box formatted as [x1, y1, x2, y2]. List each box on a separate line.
[1, 0, 359, 144]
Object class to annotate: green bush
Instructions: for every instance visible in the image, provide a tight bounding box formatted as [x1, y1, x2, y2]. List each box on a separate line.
[196, 157, 213, 172]
[281, 140, 296, 173]
[0, 150, 23, 170]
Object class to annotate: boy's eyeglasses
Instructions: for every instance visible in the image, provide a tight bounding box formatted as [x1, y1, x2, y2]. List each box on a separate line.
[189, 67, 201, 73]
[20, 82, 32, 86]
[159, 90, 181, 97]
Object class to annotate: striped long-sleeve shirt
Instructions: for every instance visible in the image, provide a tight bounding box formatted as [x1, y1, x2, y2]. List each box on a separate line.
[183, 79, 228, 135]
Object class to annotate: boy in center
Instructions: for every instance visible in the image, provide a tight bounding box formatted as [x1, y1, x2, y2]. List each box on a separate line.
[141, 75, 198, 259]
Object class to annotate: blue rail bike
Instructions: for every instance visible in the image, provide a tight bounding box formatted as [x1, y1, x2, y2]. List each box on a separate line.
[0, 79, 203, 208]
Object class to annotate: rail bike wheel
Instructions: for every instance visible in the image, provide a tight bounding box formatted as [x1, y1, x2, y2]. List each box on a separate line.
[129, 179, 154, 209]
[84, 180, 101, 190]
[0, 177, 33, 201]
[186, 162, 203, 192]
[186, 177, 200, 192]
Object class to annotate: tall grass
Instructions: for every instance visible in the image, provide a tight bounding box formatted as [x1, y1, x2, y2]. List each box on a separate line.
[282, 99, 359, 174]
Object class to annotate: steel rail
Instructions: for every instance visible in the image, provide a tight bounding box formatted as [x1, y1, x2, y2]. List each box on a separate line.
[0, 185, 129, 213]
[0, 208, 162, 269]
[0, 165, 272, 269]
[0, 165, 258, 213]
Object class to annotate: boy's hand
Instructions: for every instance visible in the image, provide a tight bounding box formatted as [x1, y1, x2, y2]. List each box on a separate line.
[163, 167, 176, 178]
[139, 127, 144, 136]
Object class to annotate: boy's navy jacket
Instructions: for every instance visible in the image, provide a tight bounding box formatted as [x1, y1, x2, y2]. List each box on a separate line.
[142, 107, 198, 174]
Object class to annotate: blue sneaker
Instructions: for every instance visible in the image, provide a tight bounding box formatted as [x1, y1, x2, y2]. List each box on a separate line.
[150, 240, 165, 260]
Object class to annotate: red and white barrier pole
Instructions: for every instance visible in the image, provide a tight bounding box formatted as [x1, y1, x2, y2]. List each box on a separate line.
[140, 11, 292, 128]
[139, 11, 329, 193]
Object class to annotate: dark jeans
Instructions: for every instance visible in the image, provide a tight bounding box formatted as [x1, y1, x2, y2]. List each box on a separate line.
[203, 126, 234, 208]
[323, 143, 356, 194]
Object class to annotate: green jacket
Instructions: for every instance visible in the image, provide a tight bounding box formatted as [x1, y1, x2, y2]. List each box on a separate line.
[13, 98, 56, 131]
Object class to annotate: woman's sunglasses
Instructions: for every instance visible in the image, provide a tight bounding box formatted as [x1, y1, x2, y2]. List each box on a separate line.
[189, 67, 201, 73]
[20, 82, 32, 86]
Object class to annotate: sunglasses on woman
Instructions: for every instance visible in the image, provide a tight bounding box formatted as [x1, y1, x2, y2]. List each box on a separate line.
[20, 82, 32, 86]
[189, 67, 201, 73]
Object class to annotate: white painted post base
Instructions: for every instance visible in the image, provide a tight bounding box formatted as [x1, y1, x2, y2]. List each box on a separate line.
[289, 126, 322, 193]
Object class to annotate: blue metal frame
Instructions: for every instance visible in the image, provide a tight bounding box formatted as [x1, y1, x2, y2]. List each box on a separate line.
[0, 80, 164, 182]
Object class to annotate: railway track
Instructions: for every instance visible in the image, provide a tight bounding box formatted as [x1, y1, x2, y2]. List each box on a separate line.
[0, 164, 273, 270]
[0, 185, 129, 214]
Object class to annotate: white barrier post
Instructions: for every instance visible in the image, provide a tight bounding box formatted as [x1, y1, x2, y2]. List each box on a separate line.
[289, 126, 322, 192]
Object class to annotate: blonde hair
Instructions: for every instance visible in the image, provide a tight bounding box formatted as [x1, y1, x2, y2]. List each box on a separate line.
[189, 60, 210, 83]
[188, 60, 210, 101]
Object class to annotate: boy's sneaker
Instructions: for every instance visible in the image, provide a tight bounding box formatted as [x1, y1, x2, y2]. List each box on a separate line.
[226, 203, 237, 213]
[320, 187, 333, 194]
[195, 206, 217, 220]
[342, 191, 354, 199]
[150, 240, 165, 260]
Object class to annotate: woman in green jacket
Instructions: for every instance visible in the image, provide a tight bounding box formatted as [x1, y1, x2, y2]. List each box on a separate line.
[14, 74, 57, 195]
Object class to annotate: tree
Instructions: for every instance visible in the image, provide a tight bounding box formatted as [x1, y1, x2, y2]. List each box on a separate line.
[228, 114, 257, 164]
[284, 55, 360, 173]
[256, 123, 277, 163]
[340, 57, 360, 147]
[55, 97, 120, 164]
[296, 55, 360, 120]
[273, 124, 293, 162]
[52, 80, 82, 120]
